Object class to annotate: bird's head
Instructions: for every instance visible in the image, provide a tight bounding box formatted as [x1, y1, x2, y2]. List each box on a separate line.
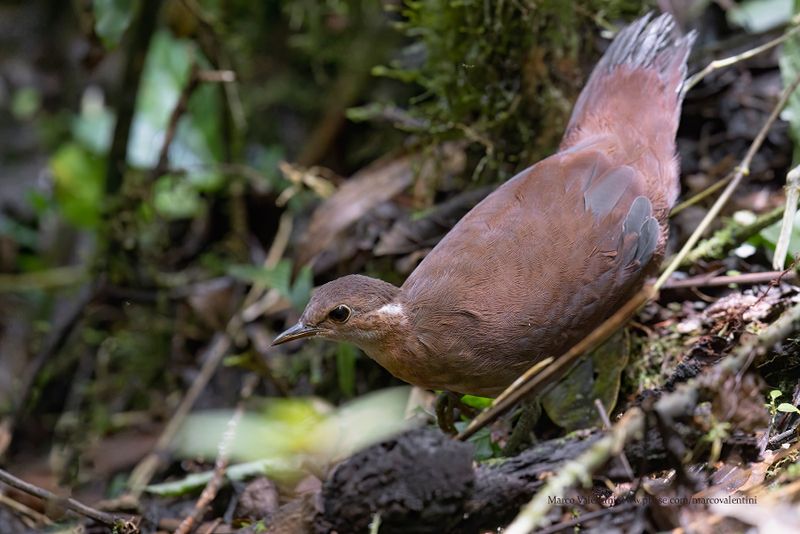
[272, 274, 403, 348]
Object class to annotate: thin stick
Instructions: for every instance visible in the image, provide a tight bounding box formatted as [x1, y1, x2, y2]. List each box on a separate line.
[196, 70, 236, 83]
[594, 398, 634, 480]
[0, 468, 134, 529]
[534, 502, 638, 534]
[679, 205, 785, 268]
[0, 266, 86, 292]
[774, 164, 800, 270]
[0, 493, 51, 527]
[670, 174, 731, 217]
[174, 375, 257, 534]
[662, 270, 797, 290]
[684, 20, 800, 92]
[152, 63, 200, 178]
[656, 71, 800, 290]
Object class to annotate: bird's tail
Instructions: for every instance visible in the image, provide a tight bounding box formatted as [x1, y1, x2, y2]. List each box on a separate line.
[561, 13, 695, 212]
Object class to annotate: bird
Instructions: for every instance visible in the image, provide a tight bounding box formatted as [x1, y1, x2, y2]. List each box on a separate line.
[273, 13, 695, 398]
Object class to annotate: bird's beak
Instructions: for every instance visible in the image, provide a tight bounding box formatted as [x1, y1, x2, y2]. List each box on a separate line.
[272, 322, 319, 346]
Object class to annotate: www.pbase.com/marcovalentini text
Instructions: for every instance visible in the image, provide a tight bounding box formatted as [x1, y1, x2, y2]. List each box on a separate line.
[548, 495, 758, 506]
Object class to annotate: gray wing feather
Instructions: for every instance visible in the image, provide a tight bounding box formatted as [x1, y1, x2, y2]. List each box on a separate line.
[619, 195, 659, 268]
[635, 217, 659, 265]
[584, 166, 634, 218]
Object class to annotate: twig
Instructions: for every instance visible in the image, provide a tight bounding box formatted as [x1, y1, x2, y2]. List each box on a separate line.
[0, 493, 51, 527]
[174, 375, 257, 534]
[0, 468, 136, 530]
[678, 205, 785, 268]
[768, 423, 800, 447]
[196, 69, 236, 83]
[105, 0, 163, 195]
[150, 68, 245, 179]
[774, 164, 800, 270]
[662, 269, 797, 290]
[241, 210, 294, 321]
[533, 502, 638, 534]
[295, 40, 378, 166]
[0, 266, 86, 293]
[594, 399, 634, 480]
[670, 174, 731, 216]
[657, 71, 800, 289]
[152, 63, 201, 178]
[683, 19, 800, 93]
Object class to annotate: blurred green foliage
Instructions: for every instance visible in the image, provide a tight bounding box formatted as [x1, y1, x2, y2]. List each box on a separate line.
[94, 0, 136, 48]
[336, 342, 358, 397]
[171, 388, 411, 469]
[779, 1, 800, 158]
[51, 143, 106, 228]
[229, 259, 313, 311]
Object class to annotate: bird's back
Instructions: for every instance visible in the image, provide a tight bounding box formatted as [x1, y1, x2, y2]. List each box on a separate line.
[400, 14, 695, 396]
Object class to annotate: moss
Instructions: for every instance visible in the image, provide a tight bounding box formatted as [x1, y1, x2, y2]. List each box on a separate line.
[623, 326, 686, 395]
[377, 0, 647, 185]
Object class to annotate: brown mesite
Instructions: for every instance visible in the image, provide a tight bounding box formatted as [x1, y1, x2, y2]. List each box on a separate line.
[274, 13, 696, 397]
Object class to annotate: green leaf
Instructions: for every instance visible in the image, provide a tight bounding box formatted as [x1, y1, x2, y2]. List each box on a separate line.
[781, 3, 800, 163]
[728, 0, 793, 33]
[50, 143, 105, 228]
[771, 390, 783, 401]
[777, 402, 800, 414]
[174, 388, 411, 466]
[336, 343, 358, 397]
[460, 395, 493, 410]
[228, 260, 292, 297]
[290, 264, 314, 311]
[229, 260, 312, 312]
[758, 210, 800, 262]
[94, 0, 136, 48]
[72, 91, 114, 155]
[11, 87, 41, 120]
[248, 144, 286, 190]
[0, 216, 39, 249]
[542, 331, 629, 431]
[187, 170, 224, 192]
[153, 175, 203, 220]
[144, 458, 302, 496]
[128, 31, 224, 171]
[454, 423, 499, 461]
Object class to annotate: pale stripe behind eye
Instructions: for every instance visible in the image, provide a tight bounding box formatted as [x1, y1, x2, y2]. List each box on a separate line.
[377, 303, 404, 316]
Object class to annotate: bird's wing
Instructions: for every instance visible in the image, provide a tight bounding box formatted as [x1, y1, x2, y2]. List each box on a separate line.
[402, 139, 661, 394]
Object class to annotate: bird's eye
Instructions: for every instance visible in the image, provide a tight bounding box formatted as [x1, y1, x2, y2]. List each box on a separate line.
[328, 304, 352, 323]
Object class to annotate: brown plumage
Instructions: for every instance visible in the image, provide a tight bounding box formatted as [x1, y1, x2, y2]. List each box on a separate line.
[274, 13, 695, 397]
